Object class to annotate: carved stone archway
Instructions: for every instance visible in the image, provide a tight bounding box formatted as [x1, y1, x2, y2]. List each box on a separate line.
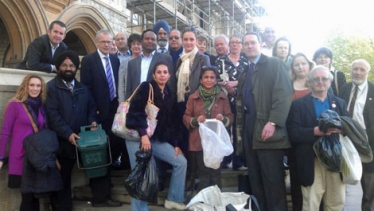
[58, 4, 114, 54]
[0, 0, 47, 66]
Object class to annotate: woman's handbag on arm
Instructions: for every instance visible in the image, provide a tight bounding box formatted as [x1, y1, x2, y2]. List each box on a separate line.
[112, 83, 159, 141]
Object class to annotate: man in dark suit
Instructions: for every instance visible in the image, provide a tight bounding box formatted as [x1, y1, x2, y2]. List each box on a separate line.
[17, 20, 68, 73]
[236, 32, 293, 211]
[288, 65, 349, 211]
[80, 29, 122, 207]
[125, 29, 175, 99]
[339, 59, 374, 211]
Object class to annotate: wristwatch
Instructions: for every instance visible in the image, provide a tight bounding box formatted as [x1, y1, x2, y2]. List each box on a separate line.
[269, 121, 276, 126]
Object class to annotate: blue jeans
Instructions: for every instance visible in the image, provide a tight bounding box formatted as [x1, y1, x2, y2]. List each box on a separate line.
[125, 139, 187, 211]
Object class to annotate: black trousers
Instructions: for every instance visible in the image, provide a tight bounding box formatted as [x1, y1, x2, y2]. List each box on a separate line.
[20, 193, 39, 211]
[243, 113, 288, 211]
[50, 157, 111, 211]
[189, 151, 221, 191]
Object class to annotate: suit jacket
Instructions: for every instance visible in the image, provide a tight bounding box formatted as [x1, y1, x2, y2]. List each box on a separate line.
[287, 93, 348, 186]
[339, 81, 374, 171]
[80, 51, 120, 122]
[125, 52, 175, 99]
[17, 34, 68, 73]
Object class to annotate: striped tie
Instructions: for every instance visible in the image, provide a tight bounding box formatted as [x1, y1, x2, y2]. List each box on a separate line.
[104, 56, 115, 101]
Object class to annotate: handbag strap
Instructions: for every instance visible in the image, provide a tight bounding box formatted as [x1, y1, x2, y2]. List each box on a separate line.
[148, 83, 154, 103]
[126, 84, 142, 103]
[21, 103, 39, 133]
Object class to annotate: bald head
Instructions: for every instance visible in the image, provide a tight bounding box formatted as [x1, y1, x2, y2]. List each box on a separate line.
[351, 59, 371, 85]
[115, 32, 129, 53]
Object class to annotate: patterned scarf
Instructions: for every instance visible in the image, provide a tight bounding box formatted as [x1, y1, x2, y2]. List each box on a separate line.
[177, 46, 198, 102]
[24, 96, 48, 130]
[198, 85, 221, 113]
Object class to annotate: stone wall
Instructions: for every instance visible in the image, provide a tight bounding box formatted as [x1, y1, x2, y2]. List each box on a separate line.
[81, 0, 128, 33]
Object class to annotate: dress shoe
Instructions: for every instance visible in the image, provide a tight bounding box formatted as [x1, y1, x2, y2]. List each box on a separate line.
[164, 199, 186, 210]
[92, 199, 122, 207]
[233, 166, 248, 171]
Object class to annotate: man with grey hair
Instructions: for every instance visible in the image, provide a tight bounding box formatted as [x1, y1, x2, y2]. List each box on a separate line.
[210, 34, 230, 64]
[114, 32, 131, 59]
[80, 29, 122, 207]
[339, 59, 374, 211]
[288, 65, 348, 211]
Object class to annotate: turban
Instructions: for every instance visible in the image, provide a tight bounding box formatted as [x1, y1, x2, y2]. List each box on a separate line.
[54, 50, 80, 70]
[153, 20, 170, 34]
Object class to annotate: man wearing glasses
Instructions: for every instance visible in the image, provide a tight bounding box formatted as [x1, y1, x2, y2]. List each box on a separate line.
[288, 65, 348, 211]
[168, 29, 183, 68]
[80, 29, 122, 207]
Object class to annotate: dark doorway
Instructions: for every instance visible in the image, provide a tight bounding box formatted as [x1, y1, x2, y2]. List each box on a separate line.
[64, 31, 87, 56]
[0, 18, 11, 67]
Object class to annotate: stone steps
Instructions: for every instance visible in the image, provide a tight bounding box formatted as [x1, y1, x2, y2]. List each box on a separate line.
[72, 168, 247, 205]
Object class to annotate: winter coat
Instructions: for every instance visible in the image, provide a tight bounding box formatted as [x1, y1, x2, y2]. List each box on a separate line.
[46, 76, 97, 159]
[21, 129, 62, 194]
[126, 80, 182, 147]
[183, 88, 233, 151]
[236, 54, 293, 154]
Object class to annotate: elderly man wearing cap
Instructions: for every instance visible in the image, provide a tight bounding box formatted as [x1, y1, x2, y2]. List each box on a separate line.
[46, 50, 121, 210]
[153, 19, 171, 54]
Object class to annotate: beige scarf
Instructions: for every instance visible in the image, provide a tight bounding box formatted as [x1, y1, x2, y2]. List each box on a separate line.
[177, 46, 198, 102]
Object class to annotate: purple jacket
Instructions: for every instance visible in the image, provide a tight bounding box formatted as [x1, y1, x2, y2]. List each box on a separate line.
[0, 100, 45, 175]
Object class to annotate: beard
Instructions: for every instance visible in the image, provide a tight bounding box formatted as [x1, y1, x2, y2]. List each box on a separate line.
[58, 70, 76, 82]
[157, 38, 167, 47]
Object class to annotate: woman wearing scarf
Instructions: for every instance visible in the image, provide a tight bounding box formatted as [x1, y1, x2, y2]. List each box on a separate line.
[0, 74, 49, 210]
[183, 66, 233, 190]
[175, 26, 210, 160]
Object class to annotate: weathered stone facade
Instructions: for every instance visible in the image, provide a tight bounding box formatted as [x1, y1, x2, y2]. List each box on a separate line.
[0, 0, 129, 68]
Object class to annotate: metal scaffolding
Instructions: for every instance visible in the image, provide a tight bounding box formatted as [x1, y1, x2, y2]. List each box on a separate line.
[126, 0, 266, 35]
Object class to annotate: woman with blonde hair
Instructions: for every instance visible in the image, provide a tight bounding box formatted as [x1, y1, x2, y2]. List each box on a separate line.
[0, 74, 48, 210]
[290, 52, 315, 101]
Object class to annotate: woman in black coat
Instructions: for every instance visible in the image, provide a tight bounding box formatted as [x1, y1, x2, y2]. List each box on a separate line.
[126, 61, 187, 211]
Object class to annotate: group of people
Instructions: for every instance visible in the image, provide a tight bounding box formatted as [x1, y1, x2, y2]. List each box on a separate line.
[0, 19, 373, 211]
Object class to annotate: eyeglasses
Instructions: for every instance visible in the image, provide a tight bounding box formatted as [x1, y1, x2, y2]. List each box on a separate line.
[60, 64, 76, 69]
[99, 41, 112, 45]
[169, 36, 180, 40]
[312, 77, 330, 83]
[230, 41, 242, 45]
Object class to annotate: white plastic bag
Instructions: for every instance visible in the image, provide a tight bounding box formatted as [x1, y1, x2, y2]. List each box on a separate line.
[340, 134, 362, 185]
[186, 185, 250, 211]
[199, 119, 233, 169]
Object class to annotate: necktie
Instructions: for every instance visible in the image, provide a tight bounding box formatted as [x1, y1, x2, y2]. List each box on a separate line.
[348, 85, 358, 117]
[67, 83, 73, 93]
[104, 56, 115, 101]
[160, 47, 165, 53]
